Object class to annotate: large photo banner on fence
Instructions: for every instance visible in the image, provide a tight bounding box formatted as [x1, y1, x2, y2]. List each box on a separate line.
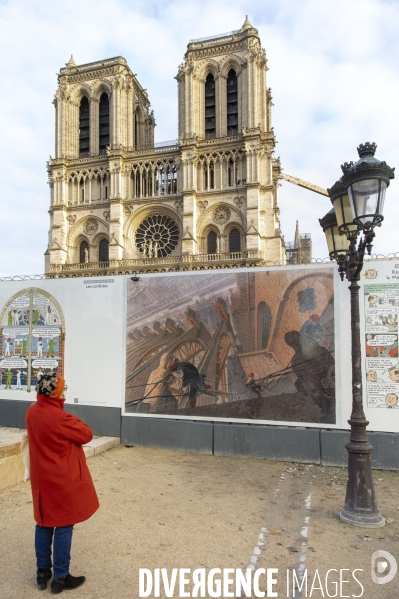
[125, 267, 335, 424]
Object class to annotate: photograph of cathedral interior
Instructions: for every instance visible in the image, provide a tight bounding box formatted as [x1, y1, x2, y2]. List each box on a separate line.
[46, 17, 312, 278]
[125, 267, 335, 424]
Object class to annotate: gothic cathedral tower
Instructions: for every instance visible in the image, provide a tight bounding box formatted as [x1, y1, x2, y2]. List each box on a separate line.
[46, 18, 285, 277]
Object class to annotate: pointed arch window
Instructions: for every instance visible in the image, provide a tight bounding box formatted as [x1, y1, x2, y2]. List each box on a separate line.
[79, 240, 89, 263]
[136, 171, 141, 197]
[134, 108, 142, 149]
[227, 69, 238, 135]
[205, 73, 216, 139]
[155, 166, 165, 195]
[203, 160, 215, 190]
[171, 164, 177, 194]
[209, 160, 215, 189]
[257, 302, 272, 350]
[99, 93, 110, 154]
[99, 239, 109, 263]
[228, 157, 236, 187]
[229, 228, 241, 253]
[207, 231, 217, 254]
[79, 97, 90, 157]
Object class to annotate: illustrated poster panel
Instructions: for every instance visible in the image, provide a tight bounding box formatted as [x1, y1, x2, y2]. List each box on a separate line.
[0, 288, 65, 392]
[125, 268, 335, 424]
[364, 270, 399, 410]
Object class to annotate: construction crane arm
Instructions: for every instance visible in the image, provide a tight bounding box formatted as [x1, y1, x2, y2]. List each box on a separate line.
[280, 172, 329, 197]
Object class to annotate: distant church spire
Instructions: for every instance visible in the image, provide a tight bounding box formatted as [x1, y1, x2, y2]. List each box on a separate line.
[294, 220, 300, 248]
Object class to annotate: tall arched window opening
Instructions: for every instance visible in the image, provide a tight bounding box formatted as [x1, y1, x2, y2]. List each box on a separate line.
[134, 109, 141, 149]
[171, 165, 177, 194]
[203, 164, 208, 190]
[79, 240, 89, 263]
[228, 157, 236, 187]
[205, 74, 216, 139]
[142, 171, 147, 197]
[203, 161, 215, 190]
[99, 239, 109, 263]
[155, 167, 166, 195]
[229, 229, 241, 253]
[99, 93, 110, 154]
[136, 172, 141, 198]
[207, 231, 217, 254]
[257, 302, 272, 350]
[79, 97, 90, 157]
[209, 161, 215, 189]
[227, 70, 238, 136]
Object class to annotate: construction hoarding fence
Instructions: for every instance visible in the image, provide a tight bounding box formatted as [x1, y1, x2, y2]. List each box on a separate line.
[0, 261, 398, 465]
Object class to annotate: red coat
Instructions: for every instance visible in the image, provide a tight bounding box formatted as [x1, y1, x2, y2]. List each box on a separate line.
[26, 395, 99, 527]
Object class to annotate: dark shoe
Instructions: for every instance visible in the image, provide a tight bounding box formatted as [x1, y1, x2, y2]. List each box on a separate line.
[51, 573, 86, 594]
[37, 568, 52, 591]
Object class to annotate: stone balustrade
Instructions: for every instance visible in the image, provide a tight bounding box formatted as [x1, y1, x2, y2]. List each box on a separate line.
[47, 250, 264, 277]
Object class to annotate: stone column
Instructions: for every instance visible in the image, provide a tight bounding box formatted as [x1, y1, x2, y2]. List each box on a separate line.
[259, 54, 267, 131]
[73, 101, 79, 158]
[90, 98, 99, 156]
[182, 194, 197, 255]
[49, 206, 68, 264]
[111, 81, 119, 148]
[245, 184, 261, 252]
[218, 74, 227, 137]
[108, 199, 124, 260]
[88, 175, 92, 204]
[185, 68, 193, 137]
[54, 97, 62, 159]
[247, 55, 255, 129]
[126, 84, 134, 149]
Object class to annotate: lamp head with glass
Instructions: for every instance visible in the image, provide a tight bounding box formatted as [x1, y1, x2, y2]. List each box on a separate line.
[340, 142, 395, 231]
[327, 177, 358, 238]
[319, 208, 350, 262]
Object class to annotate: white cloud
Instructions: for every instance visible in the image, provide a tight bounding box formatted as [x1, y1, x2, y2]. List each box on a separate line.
[0, 0, 398, 274]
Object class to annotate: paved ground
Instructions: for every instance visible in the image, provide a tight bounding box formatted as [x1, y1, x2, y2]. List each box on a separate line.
[0, 446, 398, 598]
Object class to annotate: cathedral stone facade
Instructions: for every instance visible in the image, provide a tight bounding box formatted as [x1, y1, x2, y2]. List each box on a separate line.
[46, 18, 286, 277]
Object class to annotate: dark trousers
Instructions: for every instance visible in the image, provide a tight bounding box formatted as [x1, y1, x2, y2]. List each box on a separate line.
[35, 524, 74, 578]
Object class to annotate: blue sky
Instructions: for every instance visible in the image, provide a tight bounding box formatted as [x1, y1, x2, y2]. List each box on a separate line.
[0, 0, 398, 275]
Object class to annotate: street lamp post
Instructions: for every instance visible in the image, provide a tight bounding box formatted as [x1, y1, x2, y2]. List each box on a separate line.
[319, 143, 395, 528]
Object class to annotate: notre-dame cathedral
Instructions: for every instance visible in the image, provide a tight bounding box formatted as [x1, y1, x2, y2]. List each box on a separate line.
[46, 17, 309, 277]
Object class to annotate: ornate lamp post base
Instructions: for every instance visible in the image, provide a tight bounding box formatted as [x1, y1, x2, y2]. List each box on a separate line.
[340, 435, 385, 528]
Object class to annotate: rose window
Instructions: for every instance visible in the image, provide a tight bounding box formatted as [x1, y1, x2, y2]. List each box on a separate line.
[84, 218, 98, 235]
[213, 206, 231, 225]
[135, 215, 179, 258]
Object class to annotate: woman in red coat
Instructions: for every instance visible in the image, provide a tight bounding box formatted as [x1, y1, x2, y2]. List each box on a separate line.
[26, 372, 99, 593]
